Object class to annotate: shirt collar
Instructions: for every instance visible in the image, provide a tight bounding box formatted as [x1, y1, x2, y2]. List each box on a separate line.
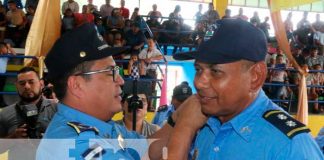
[58, 103, 114, 136]
[206, 90, 270, 142]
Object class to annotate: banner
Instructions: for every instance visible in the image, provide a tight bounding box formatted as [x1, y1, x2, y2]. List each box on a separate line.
[213, 0, 228, 18]
[24, 0, 61, 66]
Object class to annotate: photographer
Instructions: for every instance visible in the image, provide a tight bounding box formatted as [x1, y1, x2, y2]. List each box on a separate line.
[116, 93, 160, 137]
[0, 67, 57, 139]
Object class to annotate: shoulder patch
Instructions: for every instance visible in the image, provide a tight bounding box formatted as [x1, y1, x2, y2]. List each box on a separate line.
[263, 110, 310, 139]
[67, 122, 99, 135]
[157, 105, 168, 112]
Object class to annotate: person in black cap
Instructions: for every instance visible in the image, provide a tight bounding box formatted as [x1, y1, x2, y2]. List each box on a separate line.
[152, 81, 192, 127]
[36, 23, 203, 160]
[166, 18, 324, 159]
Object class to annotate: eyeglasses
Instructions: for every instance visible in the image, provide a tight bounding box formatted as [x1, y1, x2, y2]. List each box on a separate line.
[74, 66, 120, 82]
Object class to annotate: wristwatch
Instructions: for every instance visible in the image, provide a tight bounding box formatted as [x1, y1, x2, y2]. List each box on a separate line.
[167, 114, 176, 127]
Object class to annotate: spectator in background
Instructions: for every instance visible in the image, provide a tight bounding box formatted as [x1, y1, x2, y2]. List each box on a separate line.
[25, 5, 35, 29]
[152, 81, 192, 127]
[192, 21, 206, 45]
[100, 0, 114, 18]
[307, 64, 324, 113]
[119, 0, 129, 19]
[284, 12, 294, 41]
[194, 4, 203, 24]
[106, 8, 125, 32]
[259, 16, 270, 41]
[115, 93, 160, 137]
[73, 5, 94, 26]
[147, 4, 162, 21]
[313, 25, 324, 55]
[3, 0, 23, 9]
[125, 22, 144, 53]
[159, 13, 181, 54]
[315, 126, 324, 154]
[269, 54, 289, 100]
[292, 46, 306, 66]
[25, 0, 38, 10]
[5, 0, 26, 47]
[0, 1, 6, 42]
[250, 11, 260, 27]
[233, 7, 248, 21]
[169, 5, 183, 25]
[306, 46, 324, 67]
[130, 7, 139, 21]
[222, 8, 231, 19]
[139, 38, 163, 79]
[0, 42, 15, 107]
[61, 8, 75, 33]
[297, 11, 311, 30]
[61, 0, 79, 14]
[128, 53, 144, 79]
[203, 3, 219, 26]
[86, 0, 97, 13]
[313, 14, 324, 31]
[0, 67, 57, 139]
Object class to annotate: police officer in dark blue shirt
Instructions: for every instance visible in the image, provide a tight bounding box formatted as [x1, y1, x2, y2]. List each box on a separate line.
[167, 18, 324, 159]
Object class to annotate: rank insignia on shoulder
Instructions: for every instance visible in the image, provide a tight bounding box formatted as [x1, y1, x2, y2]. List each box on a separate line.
[157, 105, 168, 112]
[67, 122, 99, 135]
[263, 110, 310, 139]
[82, 143, 106, 160]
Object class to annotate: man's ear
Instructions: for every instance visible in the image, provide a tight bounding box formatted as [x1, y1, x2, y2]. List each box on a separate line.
[66, 76, 84, 99]
[39, 79, 45, 89]
[250, 62, 267, 92]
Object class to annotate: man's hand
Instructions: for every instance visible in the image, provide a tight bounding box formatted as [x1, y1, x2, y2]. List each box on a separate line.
[173, 95, 207, 131]
[7, 124, 28, 138]
[167, 95, 208, 160]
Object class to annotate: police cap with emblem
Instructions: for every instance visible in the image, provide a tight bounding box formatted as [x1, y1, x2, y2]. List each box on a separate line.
[172, 81, 193, 101]
[45, 23, 128, 81]
[173, 18, 267, 64]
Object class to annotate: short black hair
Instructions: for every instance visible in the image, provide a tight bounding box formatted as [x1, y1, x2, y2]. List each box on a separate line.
[18, 66, 39, 77]
[50, 60, 95, 101]
[7, 0, 16, 4]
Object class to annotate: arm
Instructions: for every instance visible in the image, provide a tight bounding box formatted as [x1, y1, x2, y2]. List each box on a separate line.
[148, 95, 208, 160]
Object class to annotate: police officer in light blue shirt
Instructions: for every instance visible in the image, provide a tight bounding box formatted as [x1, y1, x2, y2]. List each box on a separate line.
[152, 81, 192, 127]
[316, 127, 324, 154]
[169, 18, 324, 159]
[36, 23, 151, 160]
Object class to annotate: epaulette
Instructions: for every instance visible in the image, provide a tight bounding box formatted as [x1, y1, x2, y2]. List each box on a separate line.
[263, 110, 310, 139]
[67, 122, 99, 135]
[157, 105, 168, 112]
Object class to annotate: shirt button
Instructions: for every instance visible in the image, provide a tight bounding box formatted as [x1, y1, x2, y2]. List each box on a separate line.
[214, 147, 220, 152]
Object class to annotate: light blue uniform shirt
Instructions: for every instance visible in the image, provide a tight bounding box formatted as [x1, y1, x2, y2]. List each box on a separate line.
[190, 90, 324, 160]
[37, 103, 146, 160]
[315, 127, 324, 154]
[152, 104, 175, 127]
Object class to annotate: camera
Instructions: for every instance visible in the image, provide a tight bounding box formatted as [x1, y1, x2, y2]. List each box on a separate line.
[127, 95, 143, 112]
[42, 86, 54, 99]
[20, 104, 42, 138]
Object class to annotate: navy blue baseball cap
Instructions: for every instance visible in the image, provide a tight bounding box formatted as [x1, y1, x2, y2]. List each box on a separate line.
[45, 23, 129, 80]
[173, 18, 267, 64]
